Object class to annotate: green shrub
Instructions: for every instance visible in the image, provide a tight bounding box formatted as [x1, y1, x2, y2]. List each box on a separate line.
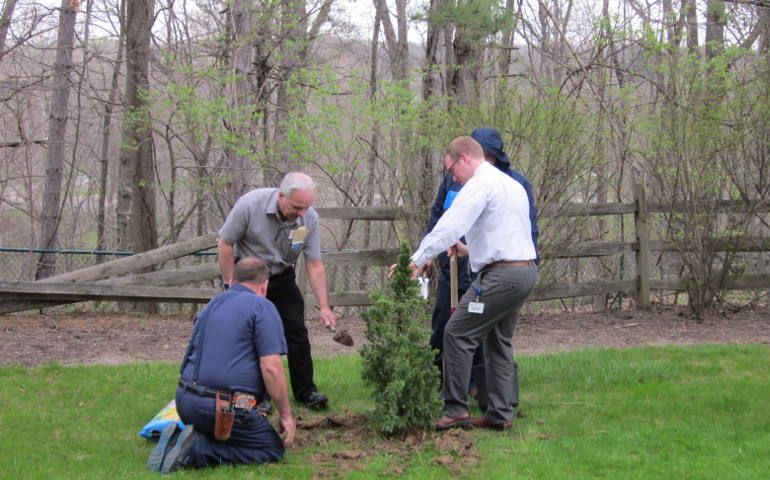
[360, 241, 443, 434]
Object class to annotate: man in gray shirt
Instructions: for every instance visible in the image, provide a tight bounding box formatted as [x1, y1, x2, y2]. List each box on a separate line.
[218, 172, 336, 409]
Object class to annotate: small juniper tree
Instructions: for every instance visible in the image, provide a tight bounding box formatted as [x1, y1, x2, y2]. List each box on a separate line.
[360, 241, 443, 434]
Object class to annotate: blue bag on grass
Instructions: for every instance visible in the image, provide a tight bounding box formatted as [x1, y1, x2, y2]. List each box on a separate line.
[138, 399, 185, 439]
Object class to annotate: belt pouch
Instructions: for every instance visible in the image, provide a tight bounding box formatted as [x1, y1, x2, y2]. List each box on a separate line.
[214, 391, 235, 441]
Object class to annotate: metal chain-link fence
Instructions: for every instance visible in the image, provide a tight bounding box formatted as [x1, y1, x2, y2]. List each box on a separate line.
[0, 247, 381, 293]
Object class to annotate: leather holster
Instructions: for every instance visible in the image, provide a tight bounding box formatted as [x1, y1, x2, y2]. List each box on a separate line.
[214, 391, 235, 441]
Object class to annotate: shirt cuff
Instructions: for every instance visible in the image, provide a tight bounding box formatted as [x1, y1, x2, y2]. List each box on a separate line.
[411, 252, 426, 268]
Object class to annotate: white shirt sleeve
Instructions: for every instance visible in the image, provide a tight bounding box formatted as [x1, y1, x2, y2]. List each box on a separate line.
[410, 176, 488, 267]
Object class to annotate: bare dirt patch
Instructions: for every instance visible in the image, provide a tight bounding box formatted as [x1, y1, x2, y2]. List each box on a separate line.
[295, 410, 478, 478]
[1, 305, 768, 367]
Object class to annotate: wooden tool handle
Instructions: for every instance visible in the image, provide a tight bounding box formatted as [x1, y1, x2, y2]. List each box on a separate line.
[450, 249, 458, 313]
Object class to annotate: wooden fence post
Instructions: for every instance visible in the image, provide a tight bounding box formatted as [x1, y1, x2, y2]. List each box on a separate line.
[634, 184, 651, 309]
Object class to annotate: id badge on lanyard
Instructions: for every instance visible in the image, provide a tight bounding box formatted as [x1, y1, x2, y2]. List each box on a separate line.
[468, 286, 484, 314]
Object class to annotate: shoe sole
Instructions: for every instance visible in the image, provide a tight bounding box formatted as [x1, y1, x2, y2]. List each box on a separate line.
[434, 418, 472, 431]
[147, 423, 179, 472]
[471, 419, 512, 431]
[299, 395, 328, 409]
[161, 425, 196, 475]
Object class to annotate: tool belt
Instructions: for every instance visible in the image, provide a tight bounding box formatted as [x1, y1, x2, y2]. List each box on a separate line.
[179, 380, 259, 407]
[179, 380, 230, 400]
[178, 380, 261, 441]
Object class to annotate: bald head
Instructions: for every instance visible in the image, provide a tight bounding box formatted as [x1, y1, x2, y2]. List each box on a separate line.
[233, 257, 270, 296]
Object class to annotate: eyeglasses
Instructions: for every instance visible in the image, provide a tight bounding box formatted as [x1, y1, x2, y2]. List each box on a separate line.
[446, 155, 461, 175]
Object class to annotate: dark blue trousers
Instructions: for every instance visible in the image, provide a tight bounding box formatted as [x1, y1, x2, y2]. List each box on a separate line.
[175, 388, 284, 468]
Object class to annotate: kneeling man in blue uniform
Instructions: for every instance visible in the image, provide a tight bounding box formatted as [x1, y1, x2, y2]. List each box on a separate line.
[148, 257, 296, 474]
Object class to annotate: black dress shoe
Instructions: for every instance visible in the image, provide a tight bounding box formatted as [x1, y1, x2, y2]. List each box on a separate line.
[298, 391, 328, 409]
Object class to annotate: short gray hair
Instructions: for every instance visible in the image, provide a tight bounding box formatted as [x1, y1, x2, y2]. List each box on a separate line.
[279, 172, 314, 198]
[233, 257, 269, 284]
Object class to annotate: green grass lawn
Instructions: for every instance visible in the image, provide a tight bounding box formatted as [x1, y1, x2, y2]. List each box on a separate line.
[1, 344, 768, 479]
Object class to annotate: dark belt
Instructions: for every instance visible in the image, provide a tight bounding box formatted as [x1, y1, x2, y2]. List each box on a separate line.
[178, 380, 231, 401]
[178, 380, 260, 409]
[487, 260, 535, 268]
[270, 265, 295, 279]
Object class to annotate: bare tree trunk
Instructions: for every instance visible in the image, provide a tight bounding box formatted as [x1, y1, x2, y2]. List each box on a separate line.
[445, 0, 484, 105]
[591, 0, 612, 311]
[35, 0, 78, 279]
[704, 0, 727, 107]
[251, 5, 276, 170]
[358, 5, 383, 291]
[0, 0, 17, 59]
[119, 0, 157, 311]
[269, 81, 295, 187]
[119, 0, 156, 250]
[127, 0, 157, 254]
[705, 0, 726, 60]
[73, 0, 97, 257]
[374, 0, 409, 85]
[663, 0, 675, 46]
[194, 138, 212, 238]
[418, 0, 445, 239]
[266, 0, 333, 187]
[762, 6, 770, 53]
[685, 0, 699, 55]
[224, 0, 254, 205]
[449, 25, 479, 105]
[538, 0, 551, 81]
[422, 0, 442, 103]
[497, 0, 517, 79]
[269, 0, 307, 186]
[97, 0, 126, 259]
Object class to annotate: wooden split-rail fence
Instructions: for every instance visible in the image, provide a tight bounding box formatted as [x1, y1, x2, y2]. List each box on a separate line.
[1, 185, 769, 315]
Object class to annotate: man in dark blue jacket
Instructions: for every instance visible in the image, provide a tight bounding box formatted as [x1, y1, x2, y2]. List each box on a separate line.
[423, 128, 539, 411]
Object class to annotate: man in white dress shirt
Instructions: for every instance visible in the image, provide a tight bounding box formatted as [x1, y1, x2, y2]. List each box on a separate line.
[409, 136, 538, 431]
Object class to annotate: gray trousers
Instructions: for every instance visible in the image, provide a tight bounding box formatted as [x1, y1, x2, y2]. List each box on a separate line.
[442, 264, 537, 423]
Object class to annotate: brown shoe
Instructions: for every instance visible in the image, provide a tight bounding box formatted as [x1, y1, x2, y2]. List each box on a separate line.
[471, 416, 512, 431]
[434, 412, 471, 431]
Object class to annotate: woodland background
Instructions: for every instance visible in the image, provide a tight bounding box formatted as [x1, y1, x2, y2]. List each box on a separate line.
[1, 0, 769, 315]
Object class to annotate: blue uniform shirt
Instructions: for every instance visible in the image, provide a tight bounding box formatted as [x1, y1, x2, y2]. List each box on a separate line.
[180, 284, 287, 396]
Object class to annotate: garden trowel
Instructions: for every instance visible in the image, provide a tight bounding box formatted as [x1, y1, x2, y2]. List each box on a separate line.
[327, 324, 354, 347]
